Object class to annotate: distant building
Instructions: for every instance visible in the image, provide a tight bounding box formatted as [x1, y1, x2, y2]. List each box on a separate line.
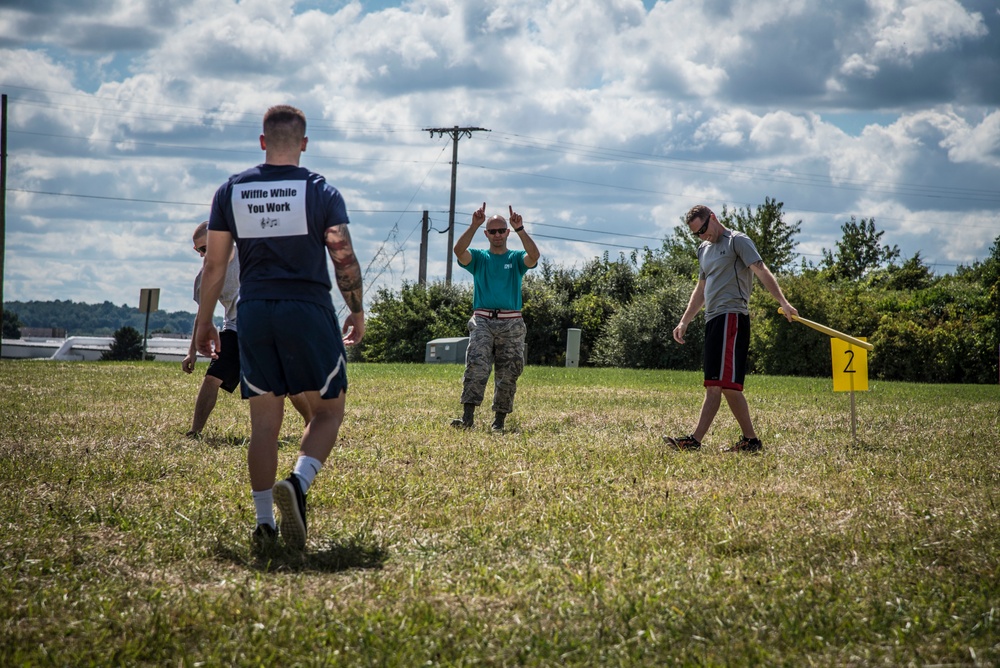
[20, 327, 67, 339]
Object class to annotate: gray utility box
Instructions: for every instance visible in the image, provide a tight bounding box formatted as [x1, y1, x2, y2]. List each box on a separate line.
[425, 337, 469, 363]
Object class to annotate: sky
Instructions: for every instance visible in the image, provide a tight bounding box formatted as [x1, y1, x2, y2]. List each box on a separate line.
[1, 0, 999, 317]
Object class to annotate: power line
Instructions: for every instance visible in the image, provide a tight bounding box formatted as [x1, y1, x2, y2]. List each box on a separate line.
[3, 84, 428, 134]
[357, 141, 452, 299]
[9, 187, 997, 252]
[483, 130, 1000, 201]
[4, 90, 998, 268]
[6, 188, 427, 214]
[459, 162, 1000, 232]
[7, 92, 1000, 212]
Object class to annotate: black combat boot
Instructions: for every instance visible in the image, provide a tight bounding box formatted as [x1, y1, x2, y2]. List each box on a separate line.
[450, 403, 475, 429]
[490, 411, 507, 433]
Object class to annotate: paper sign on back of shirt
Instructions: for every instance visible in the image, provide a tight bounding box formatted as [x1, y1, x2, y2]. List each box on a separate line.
[231, 180, 307, 238]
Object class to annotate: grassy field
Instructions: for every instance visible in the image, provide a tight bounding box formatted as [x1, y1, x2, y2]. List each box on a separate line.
[1, 359, 998, 666]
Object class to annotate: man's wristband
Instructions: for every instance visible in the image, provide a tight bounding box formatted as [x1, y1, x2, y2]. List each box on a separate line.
[513, 226, 524, 233]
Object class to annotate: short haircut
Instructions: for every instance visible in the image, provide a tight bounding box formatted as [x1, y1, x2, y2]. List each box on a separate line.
[685, 205, 712, 226]
[263, 105, 307, 148]
[193, 220, 209, 242]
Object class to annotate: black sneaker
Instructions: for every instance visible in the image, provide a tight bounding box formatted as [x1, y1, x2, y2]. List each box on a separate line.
[450, 417, 473, 429]
[273, 474, 308, 549]
[252, 523, 278, 552]
[724, 436, 763, 454]
[664, 434, 701, 451]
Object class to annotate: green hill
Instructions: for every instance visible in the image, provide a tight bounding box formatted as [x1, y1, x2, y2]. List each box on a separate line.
[4, 299, 203, 337]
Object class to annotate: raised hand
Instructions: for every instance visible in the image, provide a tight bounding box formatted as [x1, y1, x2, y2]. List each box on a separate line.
[472, 202, 487, 227]
[509, 205, 522, 229]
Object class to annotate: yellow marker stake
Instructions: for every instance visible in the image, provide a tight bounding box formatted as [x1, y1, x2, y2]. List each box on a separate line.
[778, 308, 874, 351]
[830, 337, 869, 446]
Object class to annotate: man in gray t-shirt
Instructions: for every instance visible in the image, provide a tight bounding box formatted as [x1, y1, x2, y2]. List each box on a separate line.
[699, 230, 760, 320]
[181, 220, 312, 439]
[665, 205, 798, 454]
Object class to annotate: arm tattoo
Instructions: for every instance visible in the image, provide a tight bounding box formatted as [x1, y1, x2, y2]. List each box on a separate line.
[327, 224, 364, 313]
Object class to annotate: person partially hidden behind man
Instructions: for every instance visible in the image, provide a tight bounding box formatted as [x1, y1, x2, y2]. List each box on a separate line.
[182, 221, 312, 439]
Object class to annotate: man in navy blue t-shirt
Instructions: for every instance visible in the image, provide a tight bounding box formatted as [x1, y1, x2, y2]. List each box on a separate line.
[195, 105, 365, 551]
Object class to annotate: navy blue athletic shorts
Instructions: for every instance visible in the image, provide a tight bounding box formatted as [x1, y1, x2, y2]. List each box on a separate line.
[205, 329, 240, 393]
[703, 312, 750, 391]
[237, 299, 348, 400]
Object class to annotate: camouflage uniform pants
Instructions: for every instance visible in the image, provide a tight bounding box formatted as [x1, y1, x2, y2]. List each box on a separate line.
[460, 315, 527, 414]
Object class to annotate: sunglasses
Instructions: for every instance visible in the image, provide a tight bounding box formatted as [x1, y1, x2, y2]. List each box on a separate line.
[195, 245, 207, 254]
[692, 215, 711, 237]
[486, 228, 508, 235]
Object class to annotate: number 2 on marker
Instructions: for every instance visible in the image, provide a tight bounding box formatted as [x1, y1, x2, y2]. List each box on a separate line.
[843, 349, 856, 374]
[831, 339, 868, 392]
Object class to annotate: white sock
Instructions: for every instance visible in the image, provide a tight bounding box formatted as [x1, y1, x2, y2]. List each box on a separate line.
[293, 455, 322, 494]
[252, 489, 275, 528]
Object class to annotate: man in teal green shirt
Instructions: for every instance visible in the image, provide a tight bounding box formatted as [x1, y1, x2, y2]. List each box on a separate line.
[451, 202, 541, 432]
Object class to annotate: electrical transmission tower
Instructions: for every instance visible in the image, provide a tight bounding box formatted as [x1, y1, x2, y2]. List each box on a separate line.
[423, 126, 490, 284]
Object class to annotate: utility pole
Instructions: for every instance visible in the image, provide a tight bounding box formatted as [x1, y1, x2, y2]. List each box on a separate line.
[418, 210, 429, 286]
[423, 126, 489, 284]
[1, 94, 7, 332]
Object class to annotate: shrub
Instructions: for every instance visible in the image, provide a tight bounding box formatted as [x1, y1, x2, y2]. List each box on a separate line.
[101, 326, 148, 361]
[359, 282, 472, 363]
[590, 278, 702, 370]
[521, 274, 573, 365]
[568, 293, 617, 365]
[2, 310, 22, 339]
[748, 275, 839, 377]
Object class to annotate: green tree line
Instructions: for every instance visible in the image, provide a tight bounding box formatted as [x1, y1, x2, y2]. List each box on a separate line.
[356, 198, 1000, 384]
[3, 300, 205, 337]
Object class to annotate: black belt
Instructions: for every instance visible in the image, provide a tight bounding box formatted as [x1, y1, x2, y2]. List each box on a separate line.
[473, 309, 522, 320]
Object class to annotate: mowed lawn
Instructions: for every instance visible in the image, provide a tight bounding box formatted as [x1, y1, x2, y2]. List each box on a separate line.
[1, 360, 998, 666]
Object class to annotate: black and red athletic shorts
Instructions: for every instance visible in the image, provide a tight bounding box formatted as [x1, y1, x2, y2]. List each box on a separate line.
[703, 312, 750, 391]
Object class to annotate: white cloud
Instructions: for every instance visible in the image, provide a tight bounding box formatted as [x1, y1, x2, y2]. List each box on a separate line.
[695, 109, 761, 149]
[748, 112, 817, 153]
[839, 54, 880, 79]
[837, 0, 987, 80]
[937, 109, 1000, 167]
[870, 0, 987, 60]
